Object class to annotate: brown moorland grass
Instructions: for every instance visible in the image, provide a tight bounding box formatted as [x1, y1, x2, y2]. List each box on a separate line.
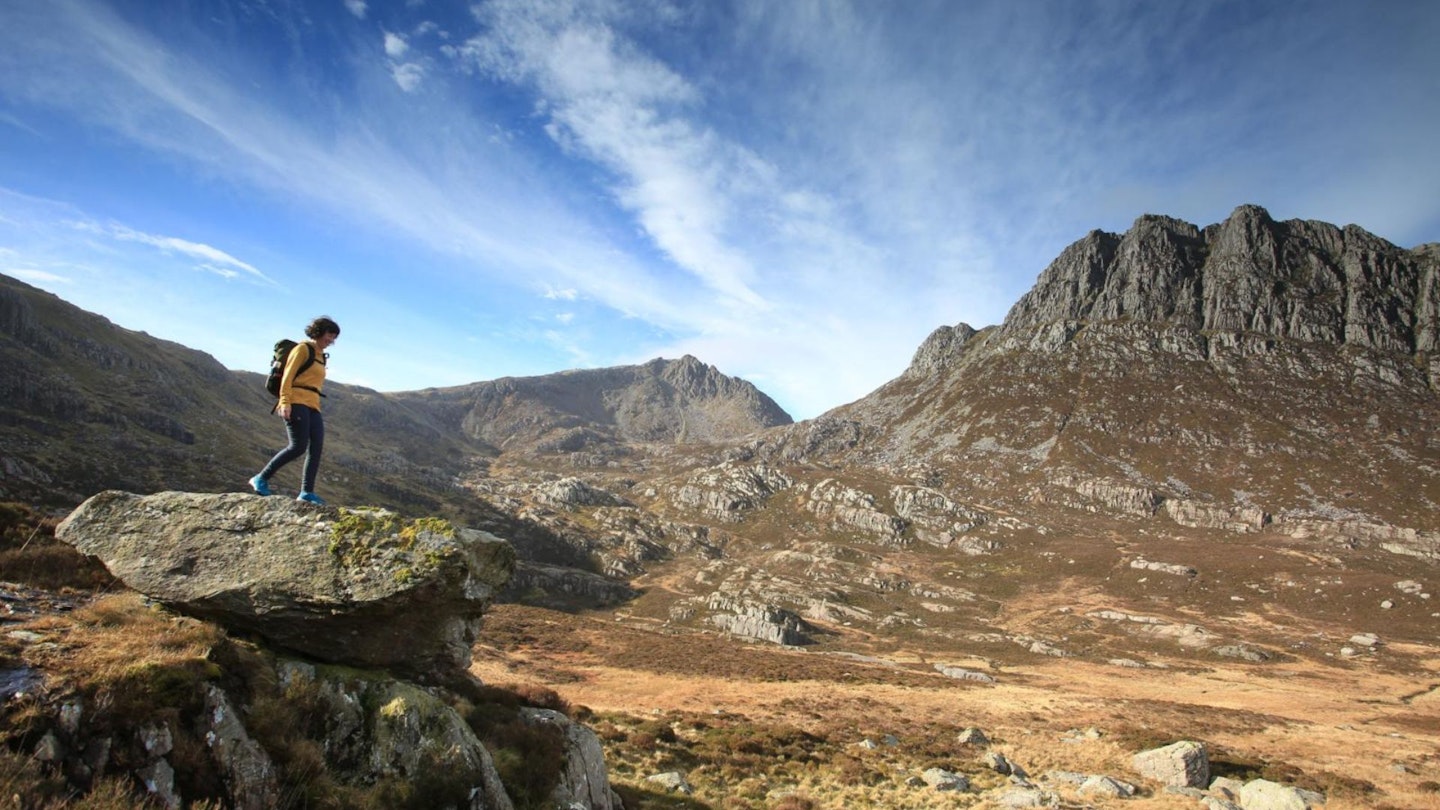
[472, 604, 1440, 810]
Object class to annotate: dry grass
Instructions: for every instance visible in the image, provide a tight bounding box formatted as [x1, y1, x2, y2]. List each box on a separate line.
[471, 603, 1440, 810]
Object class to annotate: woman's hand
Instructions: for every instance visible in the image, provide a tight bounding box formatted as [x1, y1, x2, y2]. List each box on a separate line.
[277, 404, 291, 420]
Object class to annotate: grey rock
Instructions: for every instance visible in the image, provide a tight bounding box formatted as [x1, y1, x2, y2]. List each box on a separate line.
[705, 595, 814, 645]
[522, 708, 618, 810]
[1079, 775, 1137, 797]
[993, 786, 1059, 807]
[533, 477, 630, 508]
[137, 758, 180, 810]
[1131, 740, 1209, 788]
[805, 479, 908, 542]
[670, 462, 794, 521]
[920, 767, 969, 791]
[56, 491, 515, 677]
[1045, 770, 1089, 786]
[1240, 779, 1324, 810]
[956, 726, 990, 747]
[139, 721, 173, 758]
[1209, 775, 1245, 800]
[203, 685, 280, 810]
[979, 749, 1025, 772]
[936, 664, 996, 683]
[276, 660, 514, 810]
[646, 771, 693, 794]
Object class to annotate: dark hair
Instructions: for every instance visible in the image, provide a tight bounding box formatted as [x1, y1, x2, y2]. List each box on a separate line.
[305, 316, 341, 339]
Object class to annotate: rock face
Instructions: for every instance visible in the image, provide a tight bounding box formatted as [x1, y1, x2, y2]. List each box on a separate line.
[1001, 205, 1438, 353]
[55, 491, 515, 679]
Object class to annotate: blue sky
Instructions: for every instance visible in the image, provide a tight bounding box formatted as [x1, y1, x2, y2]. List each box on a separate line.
[1, 0, 1437, 420]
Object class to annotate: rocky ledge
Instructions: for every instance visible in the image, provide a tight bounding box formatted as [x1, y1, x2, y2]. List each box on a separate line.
[56, 491, 515, 680]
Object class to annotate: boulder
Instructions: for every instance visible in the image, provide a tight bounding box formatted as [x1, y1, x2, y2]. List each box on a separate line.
[522, 708, 621, 810]
[920, 767, 969, 791]
[1240, 779, 1324, 810]
[56, 491, 515, 678]
[1131, 740, 1209, 788]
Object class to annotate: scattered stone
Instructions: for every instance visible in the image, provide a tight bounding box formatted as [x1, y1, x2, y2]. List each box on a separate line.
[1394, 580, 1423, 595]
[856, 738, 880, 750]
[1240, 778, 1325, 810]
[1380, 600, 1394, 609]
[1132, 740, 1209, 788]
[921, 767, 969, 791]
[1045, 771, 1088, 786]
[983, 752, 1016, 775]
[1213, 644, 1270, 662]
[1209, 775, 1245, 799]
[957, 726, 990, 747]
[1080, 775, 1137, 797]
[1202, 797, 1244, 810]
[994, 786, 1058, 807]
[646, 771, 693, 795]
[935, 664, 997, 682]
[137, 759, 180, 810]
[1348, 633, 1380, 647]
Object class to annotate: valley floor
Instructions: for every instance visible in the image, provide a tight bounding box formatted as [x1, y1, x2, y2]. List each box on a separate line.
[471, 605, 1440, 810]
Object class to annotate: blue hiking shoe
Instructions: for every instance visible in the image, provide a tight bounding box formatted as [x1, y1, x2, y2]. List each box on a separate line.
[296, 491, 327, 506]
[249, 475, 271, 496]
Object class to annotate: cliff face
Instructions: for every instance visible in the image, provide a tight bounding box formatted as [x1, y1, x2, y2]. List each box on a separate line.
[1000, 204, 1439, 352]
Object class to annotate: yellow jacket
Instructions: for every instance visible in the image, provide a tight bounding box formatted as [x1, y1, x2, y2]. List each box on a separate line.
[278, 340, 327, 412]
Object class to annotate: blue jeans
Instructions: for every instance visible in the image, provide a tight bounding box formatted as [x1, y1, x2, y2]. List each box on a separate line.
[258, 404, 325, 493]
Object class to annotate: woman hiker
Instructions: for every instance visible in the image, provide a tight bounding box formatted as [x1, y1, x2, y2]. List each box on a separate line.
[250, 316, 340, 505]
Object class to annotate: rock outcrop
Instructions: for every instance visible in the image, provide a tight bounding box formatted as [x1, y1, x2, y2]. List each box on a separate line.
[56, 491, 514, 679]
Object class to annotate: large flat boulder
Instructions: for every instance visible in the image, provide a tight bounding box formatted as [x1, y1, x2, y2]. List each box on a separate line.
[56, 491, 515, 679]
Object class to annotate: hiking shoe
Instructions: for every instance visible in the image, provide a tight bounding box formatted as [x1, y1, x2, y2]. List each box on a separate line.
[296, 491, 327, 506]
[249, 475, 271, 496]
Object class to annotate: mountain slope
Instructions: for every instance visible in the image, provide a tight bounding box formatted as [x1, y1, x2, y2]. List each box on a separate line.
[754, 205, 1439, 545]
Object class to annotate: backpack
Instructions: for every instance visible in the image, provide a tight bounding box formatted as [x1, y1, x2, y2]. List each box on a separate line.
[265, 339, 318, 405]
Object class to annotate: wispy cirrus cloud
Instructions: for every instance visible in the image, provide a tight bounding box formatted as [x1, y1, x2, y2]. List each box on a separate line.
[71, 221, 274, 284]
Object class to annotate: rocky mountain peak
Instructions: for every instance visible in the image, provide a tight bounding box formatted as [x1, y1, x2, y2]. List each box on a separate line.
[410, 355, 792, 452]
[904, 323, 980, 378]
[1001, 204, 1440, 354]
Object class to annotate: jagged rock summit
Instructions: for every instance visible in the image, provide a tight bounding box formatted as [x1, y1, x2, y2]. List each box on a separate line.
[1000, 203, 1439, 351]
[395, 354, 792, 453]
[56, 491, 515, 679]
[766, 205, 1439, 544]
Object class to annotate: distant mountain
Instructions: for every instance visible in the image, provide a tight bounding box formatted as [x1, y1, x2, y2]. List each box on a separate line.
[391, 356, 792, 455]
[755, 204, 1439, 547]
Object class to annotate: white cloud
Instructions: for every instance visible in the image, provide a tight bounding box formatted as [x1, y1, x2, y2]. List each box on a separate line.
[9, 268, 73, 284]
[383, 31, 409, 58]
[391, 62, 424, 92]
[543, 286, 578, 300]
[465, 0, 769, 310]
[555, 312, 574, 324]
[344, 0, 367, 20]
[70, 221, 274, 284]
